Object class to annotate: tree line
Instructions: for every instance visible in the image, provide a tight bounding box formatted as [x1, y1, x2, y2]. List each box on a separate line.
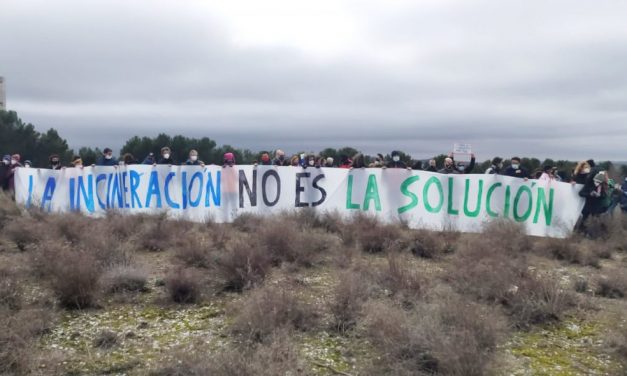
[1, 110, 624, 179]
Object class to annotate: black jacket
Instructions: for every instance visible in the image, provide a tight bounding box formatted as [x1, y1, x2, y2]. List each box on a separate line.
[387, 160, 407, 168]
[157, 157, 175, 165]
[504, 166, 529, 179]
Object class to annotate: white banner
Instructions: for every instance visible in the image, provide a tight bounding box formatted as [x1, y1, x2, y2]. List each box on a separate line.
[14, 165, 585, 238]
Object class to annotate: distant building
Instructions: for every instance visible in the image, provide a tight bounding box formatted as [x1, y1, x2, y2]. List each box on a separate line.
[0, 76, 5, 110]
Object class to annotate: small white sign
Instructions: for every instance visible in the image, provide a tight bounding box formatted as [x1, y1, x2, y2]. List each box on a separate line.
[453, 143, 472, 162]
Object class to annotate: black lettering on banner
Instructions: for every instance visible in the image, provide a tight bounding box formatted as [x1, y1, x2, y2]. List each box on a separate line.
[295, 172, 310, 207]
[312, 174, 327, 207]
[262, 170, 281, 206]
[239, 169, 257, 208]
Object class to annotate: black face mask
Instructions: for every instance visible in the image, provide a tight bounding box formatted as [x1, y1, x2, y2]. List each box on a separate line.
[52, 160, 59, 165]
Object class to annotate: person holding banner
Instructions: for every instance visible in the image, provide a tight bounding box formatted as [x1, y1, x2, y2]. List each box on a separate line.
[223, 152, 236, 167]
[49, 154, 63, 170]
[185, 149, 204, 166]
[386, 151, 408, 169]
[485, 157, 504, 175]
[504, 157, 529, 179]
[96, 148, 118, 166]
[425, 159, 438, 172]
[157, 147, 175, 165]
[439, 154, 475, 174]
[272, 150, 289, 166]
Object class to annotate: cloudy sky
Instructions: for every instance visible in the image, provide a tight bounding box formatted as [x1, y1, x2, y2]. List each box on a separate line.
[1, 0, 626, 161]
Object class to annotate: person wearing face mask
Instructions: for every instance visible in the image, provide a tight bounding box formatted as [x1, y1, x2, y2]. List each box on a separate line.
[425, 159, 438, 172]
[485, 157, 504, 175]
[24, 160, 32, 168]
[185, 149, 204, 166]
[142, 152, 156, 165]
[504, 157, 529, 179]
[96, 148, 118, 166]
[303, 154, 321, 169]
[387, 151, 407, 169]
[258, 152, 272, 166]
[223, 152, 236, 167]
[157, 147, 175, 165]
[350, 153, 366, 169]
[324, 157, 335, 167]
[47, 154, 61, 170]
[439, 153, 475, 174]
[272, 150, 289, 166]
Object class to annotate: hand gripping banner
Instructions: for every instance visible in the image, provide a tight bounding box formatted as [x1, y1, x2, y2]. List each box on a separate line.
[14, 165, 585, 238]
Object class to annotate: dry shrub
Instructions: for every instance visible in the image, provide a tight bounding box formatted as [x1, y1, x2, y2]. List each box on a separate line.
[230, 284, 318, 343]
[232, 213, 265, 233]
[0, 191, 21, 225]
[363, 295, 504, 376]
[381, 251, 424, 300]
[407, 229, 450, 258]
[507, 274, 576, 328]
[480, 219, 533, 254]
[50, 212, 92, 244]
[103, 211, 146, 240]
[342, 213, 404, 253]
[213, 237, 272, 292]
[174, 236, 213, 268]
[102, 265, 148, 293]
[606, 326, 627, 366]
[0, 308, 55, 374]
[3, 215, 43, 251]
[48, 248, 101, 309]
[583, 215, 614, 240]
[540, 238, 600, 267]
[257, 218, 334, 267]
[139, 213, 179, 251]
[93, 330, 119, 349]
[449, 233, 574, 328]
[329, 270, 372, 332]
[595, 269, 627, 299]
[150, 330, 307, 376]
[165, 268, 201, 303]
[0, 269, 21, 311]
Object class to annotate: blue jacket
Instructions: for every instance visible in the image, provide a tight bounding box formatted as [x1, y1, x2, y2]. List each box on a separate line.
[96, 156, 118, 166]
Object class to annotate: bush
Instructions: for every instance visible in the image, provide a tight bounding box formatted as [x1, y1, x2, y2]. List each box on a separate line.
[0, 269, 21, 311]
[93, 330, 118, 349]
[46, 247, 101, 309]
[328, 270, 371, 332]
[381, 251, 424, 300]
[174, 237, 213, 268]
[407, 229, 448, 258]
[150, 330, 307, 376]
[363, 295, 504, 376]
[213, 237, 272, 292]
[596, 270, 627, 299]
[230, 285, 318, 343]
[541, 238, 600, 267]
[102, 265, 148, 293]
[165, 268, 201, 304]
[358, 224, 403, 253]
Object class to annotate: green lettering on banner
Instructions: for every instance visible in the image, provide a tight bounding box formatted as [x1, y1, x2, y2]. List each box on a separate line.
[447, 177, 459, 215]
[463, 179, 483, 217]
[423, 176, 444, 213]
[533, 187, 554, 226]
[513, 185, 533, 222]
[486, 182, 502, 218]
[503, 185, 511, 218]
[345, 175, 360, 210]
[363, 174, 381, 211]
[398, 176, 420, 214]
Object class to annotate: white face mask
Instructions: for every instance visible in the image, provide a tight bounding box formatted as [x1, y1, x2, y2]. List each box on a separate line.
[190, 155, 198, 162]
[105, 154, 112, 160]
[511, 163, 520, 169]
[25, 164, 31, 168]
[308, 159, 315, 166]
[594, 181, 601, 187]
[392, 156, 400, 162]
[457, 165, 466, 171]
[10, 159, 17, 165]
[163, 153, 170, 159]
[583, 168, 591, 174]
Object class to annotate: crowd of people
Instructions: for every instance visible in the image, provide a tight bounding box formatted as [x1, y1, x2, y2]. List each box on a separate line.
[1, 147, 626, 230]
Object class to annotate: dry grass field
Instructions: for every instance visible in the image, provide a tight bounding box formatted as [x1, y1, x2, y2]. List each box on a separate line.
[0, 192, 625, 375]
